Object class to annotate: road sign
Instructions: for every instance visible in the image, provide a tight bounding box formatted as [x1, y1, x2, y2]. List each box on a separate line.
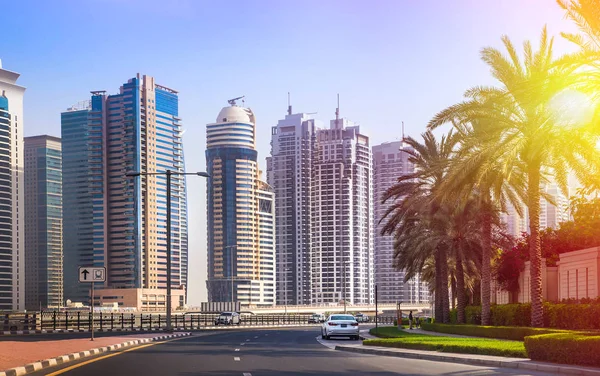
[78, 267, 106, 283]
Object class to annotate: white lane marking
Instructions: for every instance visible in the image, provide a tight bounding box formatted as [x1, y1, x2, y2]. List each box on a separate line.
[246, 339, 250, 341]
[254, 335, 258, 338]
[235, 348, 240, 351]
[243, 373, 252, 376]
[234, 357, 241, 361]
[241, 343, 245, 346]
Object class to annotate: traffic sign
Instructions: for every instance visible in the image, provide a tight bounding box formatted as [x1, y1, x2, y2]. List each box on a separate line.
[78, 267, 106, 283]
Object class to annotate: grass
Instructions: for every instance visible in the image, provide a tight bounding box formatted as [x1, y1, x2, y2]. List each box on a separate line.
[367, 327, 527, 358]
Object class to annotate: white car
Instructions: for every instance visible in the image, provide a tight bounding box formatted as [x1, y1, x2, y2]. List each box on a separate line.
[321, 314, 360, 340]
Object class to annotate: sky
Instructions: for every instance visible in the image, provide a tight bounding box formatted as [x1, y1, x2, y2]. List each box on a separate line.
[1, 0, 580, 305]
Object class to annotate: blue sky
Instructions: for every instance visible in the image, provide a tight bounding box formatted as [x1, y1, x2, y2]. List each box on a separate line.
[2, 0, 578, 304]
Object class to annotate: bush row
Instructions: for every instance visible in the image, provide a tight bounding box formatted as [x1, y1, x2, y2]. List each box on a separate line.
[524, 333, 600, 367]
[449, 303, 600, 330]
[420, 322, 571, 341]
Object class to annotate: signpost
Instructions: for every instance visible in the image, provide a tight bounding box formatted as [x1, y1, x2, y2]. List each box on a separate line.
[78, 267, 106, 341]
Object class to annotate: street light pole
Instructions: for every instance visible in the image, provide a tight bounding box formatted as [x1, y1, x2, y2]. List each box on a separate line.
[225, 245, 237, 310]
[126, 170, 209, 332]
[166, 170, 172, 330]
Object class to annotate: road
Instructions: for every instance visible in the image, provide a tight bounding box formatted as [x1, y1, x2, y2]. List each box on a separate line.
[31, 327, 551, 376]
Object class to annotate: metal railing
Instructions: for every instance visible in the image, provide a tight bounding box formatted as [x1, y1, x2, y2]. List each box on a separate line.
[2, 312, 396, 332]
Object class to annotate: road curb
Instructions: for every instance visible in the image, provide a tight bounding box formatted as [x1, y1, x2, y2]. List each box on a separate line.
[0, 332, 192, 376]
[334, 345, 600, 376]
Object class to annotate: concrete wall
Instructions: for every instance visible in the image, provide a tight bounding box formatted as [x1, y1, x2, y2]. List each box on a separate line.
[557, 246, 600, 301]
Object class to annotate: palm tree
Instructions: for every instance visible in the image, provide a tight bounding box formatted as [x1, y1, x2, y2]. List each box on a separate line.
[381, 131, 457, 323]
[428, 27, 600, 327]
[557, 0, 600, 54]
[431, 120, 528, 325]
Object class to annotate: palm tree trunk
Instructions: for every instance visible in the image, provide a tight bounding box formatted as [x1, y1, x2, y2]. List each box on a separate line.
[451, 275, 457, 310]
[456, 250, 466, 324]
[434, 249, 443, 322]
[439, 247, 450, 323]
[528, 163, 544, 327]
[481, 195, 492, 326]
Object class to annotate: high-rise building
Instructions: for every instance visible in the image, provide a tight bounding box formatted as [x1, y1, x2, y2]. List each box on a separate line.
[206, 100, 276, 306]
[0, 60, 25, 311]
[267, 111, 318, 305]
[24, 136, 63, 310]
[373, 141, 429, 304]
[311, 117, 374, 305]
[62, 74, 188, 309]
[542, 183, 570, 230]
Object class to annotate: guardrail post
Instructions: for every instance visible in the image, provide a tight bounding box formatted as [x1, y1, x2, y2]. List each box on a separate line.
[40, 311, 44, 330]
[88, 312, 92, 332]
[131, 313, 134, 330]
[77, 312, 81, 330]
[99, 313, 103, 331]
[52, 311, 57, 330]
[64, 312, 68, 330]
[174, 314, 178, 330]
[121, 313, 124, 330]
[110, 313, 114, 330]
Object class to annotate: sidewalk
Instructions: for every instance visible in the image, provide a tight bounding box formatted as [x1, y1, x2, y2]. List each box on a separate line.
[0, 332, 191, 375]
[351, 329, 600, 375]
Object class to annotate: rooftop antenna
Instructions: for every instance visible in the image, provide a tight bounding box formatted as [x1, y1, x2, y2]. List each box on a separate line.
[228, 96, 245, 106]
[287, 92, 292, 115]
[335, 93, 340, 129]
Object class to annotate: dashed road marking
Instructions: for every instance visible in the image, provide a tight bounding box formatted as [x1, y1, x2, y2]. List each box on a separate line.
[235, 348, 240, 351]
[234, 357, 241, 361]
[243, 373, 252, 376]
[246, 339, 250, 341]
[254, 335, 258, 338]
[241, 343, 245, 346]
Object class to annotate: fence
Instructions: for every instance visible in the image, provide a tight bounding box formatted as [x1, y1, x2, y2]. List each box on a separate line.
[2, 312, 396, 332]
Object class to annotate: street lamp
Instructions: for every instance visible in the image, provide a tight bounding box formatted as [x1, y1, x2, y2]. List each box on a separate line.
[224, 245, 237, 310]
[126, 169, 210, 332]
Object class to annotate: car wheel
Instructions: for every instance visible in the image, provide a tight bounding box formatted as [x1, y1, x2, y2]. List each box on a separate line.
[321, 331, 326, 339]
[354, 335, 360, 341]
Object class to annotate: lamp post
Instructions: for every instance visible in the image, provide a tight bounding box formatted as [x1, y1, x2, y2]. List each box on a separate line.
[225, 245, 237, 310]
[126, 170, 209, 332]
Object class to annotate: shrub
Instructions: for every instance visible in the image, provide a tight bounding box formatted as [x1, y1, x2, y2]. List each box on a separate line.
[421, 322, 574, 341]
[525, 333, 600, 367]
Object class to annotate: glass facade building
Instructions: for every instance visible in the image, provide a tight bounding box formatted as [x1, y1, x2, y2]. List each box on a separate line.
[206, 104, 276, 306]
[0, 62, 25, 311]
[61, 74, 188, 305]
[24, 136, 63, 309]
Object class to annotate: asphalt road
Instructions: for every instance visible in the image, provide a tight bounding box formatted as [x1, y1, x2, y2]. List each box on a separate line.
[31, 327, 552, 376]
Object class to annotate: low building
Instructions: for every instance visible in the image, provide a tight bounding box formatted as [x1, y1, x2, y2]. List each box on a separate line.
[92, 287, 186, 312]
[493, 246, 600, 304]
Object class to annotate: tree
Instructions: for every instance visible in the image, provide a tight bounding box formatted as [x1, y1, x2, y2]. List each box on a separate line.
[432, 120, 527, 325]
[427, 27, 600, 326]
[381, 130, 459, 323]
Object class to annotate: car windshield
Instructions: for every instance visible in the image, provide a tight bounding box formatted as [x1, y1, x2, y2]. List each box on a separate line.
[330, 315, 355, 321]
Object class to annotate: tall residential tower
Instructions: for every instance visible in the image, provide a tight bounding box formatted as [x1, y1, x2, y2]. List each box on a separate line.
[267, 111, 318, 305]
[206, 100, 276, 306]
[0, 60, 25, 311]
[24, 136, 63, 310]
[62, 74, 188, 309]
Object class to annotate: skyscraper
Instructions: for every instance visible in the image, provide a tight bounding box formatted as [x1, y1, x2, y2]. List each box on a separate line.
[311, 116, 374, 305]
[0, 60, 25, 311]
[24, 136, 63, 310]
[373, 141, 430, 304]
[267, 111, 318, 305]
[206, 100, 276, 306]
[62, 74, 188, 309]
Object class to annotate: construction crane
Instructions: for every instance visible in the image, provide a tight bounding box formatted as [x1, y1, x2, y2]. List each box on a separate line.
[228, 96, 245, 106]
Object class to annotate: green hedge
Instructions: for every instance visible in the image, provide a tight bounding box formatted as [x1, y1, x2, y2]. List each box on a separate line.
[525, 333, 600, 367]
[421, 322, 572, 341]
[450, 303, 600, 330]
